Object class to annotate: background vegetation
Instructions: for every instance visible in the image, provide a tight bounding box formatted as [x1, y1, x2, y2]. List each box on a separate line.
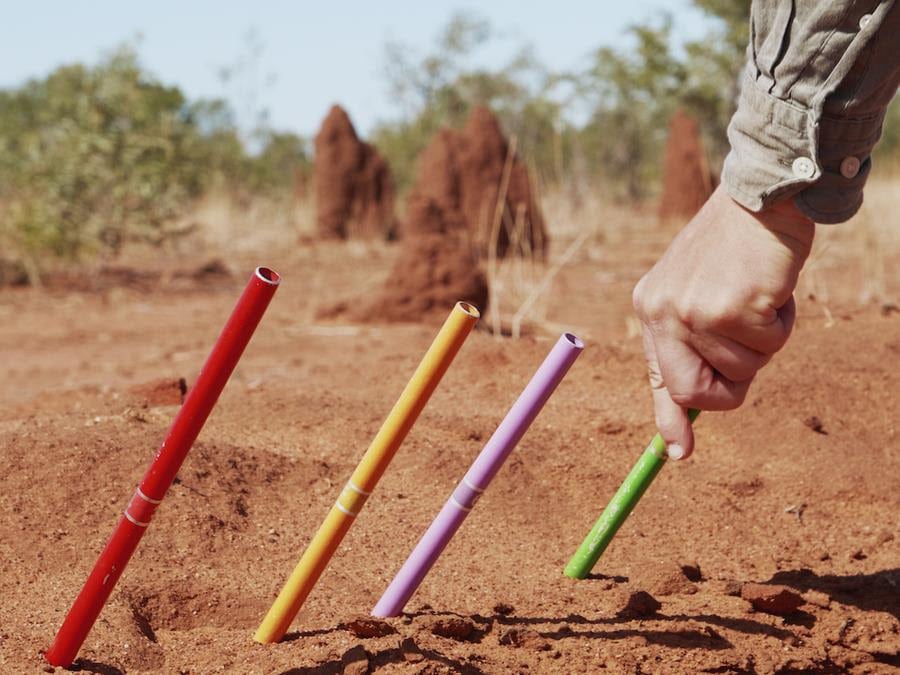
[0, 47, 309, 277]
[0, 1, 897, 279]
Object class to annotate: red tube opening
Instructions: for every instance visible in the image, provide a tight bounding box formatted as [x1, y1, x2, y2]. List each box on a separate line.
[256, 267, 281, 285]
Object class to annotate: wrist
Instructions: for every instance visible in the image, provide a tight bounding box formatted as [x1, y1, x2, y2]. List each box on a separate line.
[730, 190, 815, 260]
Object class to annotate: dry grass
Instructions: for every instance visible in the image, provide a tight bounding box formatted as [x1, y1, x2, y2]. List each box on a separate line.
[170, 172, 898, 334]
[176, 189, 316, 258]
[799, 174, 900, 313]
[485, 181, 660, 337]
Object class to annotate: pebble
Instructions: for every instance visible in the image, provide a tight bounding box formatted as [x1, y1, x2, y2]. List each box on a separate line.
[498, 627, 550, 651]
[493, 602, 515, 616]
[399, 636, 424, 663]
[722, 580, 743, 597]
[681, 563, 703, 582]
[803, 416, 827, 434]
[340, 645, 369, 675]
[740, 583, 804, 615]
[646, 561, 698, 596]
[419, 615, 476, 641]
[341, 616, 396, 638]
[618, 590, 661, 618]
[804, 590, 831, 609]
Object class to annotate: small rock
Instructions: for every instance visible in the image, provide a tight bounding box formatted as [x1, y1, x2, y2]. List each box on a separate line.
[804, 590, 831, 609]
[645, 561, 698, 596]
[618, 591, 662, 619]
[700, 625, 724, 641]
[399, 637, 424, 663]
[875, 529, 895, 545]
[598, 421, 625, 435]
[493, 602, 515, 616]
[128, 377, 187, 407]
[849, 549, 867, 561]
[498, 627, 550, 651]
[803, 416, 827, 434]
[419, 615, 476, 641]
[340, 644, 369, 675]
[722, 580, 743, 597]
[741, 583, 804, 615]
[42, 666, 54, 673]
[681, 563, 703, 582]
[342, 616, 396, 638]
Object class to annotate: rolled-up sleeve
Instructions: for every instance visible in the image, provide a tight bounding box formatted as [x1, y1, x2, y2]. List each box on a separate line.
[723, 0, 900, 223]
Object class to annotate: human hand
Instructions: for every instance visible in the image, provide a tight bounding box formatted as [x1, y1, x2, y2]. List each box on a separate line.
[632, 185, 815, 460]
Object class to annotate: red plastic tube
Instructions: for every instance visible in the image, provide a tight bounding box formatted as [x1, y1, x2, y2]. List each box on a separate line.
[45, 266, 281, 667]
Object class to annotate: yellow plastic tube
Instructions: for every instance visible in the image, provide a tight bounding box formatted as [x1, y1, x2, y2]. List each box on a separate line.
[255, 301, 480, 643]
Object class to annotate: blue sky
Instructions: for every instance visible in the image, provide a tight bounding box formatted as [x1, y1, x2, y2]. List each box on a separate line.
[0, 1, 711, 137]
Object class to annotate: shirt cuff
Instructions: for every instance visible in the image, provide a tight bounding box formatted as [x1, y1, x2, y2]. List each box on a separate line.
[722, 71, 885, 224]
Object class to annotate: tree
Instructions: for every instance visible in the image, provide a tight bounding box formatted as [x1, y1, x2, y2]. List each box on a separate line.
[0, 48, 206, 264]
[372, 12, 567, 189]
[578, 17, 688, 201]
[0, 46, 312, 276]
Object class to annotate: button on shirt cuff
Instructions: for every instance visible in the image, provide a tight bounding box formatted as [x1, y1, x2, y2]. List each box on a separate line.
[722, 72, 885, 224]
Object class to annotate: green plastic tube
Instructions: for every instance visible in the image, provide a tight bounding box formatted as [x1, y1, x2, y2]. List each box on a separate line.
[564, 408, 701, 579]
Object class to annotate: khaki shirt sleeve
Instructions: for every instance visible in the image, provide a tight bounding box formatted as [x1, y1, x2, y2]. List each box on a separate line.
[722, 1, 900, 223]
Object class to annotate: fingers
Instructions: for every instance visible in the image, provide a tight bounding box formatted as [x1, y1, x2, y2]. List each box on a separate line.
[689, 333, 771, 382]
[641, 326, 756, 461]
[652, 333, 752, 411]
[641, 329, 695, 460]
[718, 295, 797, 355]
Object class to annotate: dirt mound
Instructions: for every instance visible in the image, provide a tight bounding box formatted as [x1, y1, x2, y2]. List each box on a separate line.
[658, 109, 715, 221]
[459, 106, 546, 258]
[349, 196, 488, 322]
[339, 107, 548, 323]
[314, 105, 396, 239]
[404, 106, 546, 259]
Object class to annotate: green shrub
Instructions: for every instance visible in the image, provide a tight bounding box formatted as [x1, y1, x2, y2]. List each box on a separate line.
[0, 47, 310, 274]
[0, 48, 210, 263]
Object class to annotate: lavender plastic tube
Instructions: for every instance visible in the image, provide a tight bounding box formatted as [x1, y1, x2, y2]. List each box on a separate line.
[372, 332, 584, 617]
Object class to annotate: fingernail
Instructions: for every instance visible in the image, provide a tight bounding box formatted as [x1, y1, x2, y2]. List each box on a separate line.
[667, 443, 685, 460]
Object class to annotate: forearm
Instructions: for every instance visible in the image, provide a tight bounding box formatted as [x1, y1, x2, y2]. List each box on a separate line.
[723, 0, 900, 223]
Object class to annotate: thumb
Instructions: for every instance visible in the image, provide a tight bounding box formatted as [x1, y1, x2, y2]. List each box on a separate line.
[641, 329, 695, 460]
[652, 386, 695, 460]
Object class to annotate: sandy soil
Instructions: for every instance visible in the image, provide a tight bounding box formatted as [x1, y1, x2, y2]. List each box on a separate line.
[0, 237, 897, 674]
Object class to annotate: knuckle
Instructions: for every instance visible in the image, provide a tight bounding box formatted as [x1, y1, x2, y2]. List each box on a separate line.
[715, 302, 745, 329]
[632, 276, 649, 315]
[679, 298, 742, 333]
[632, 273, 674, 324]
[639, 293, 669, 324]
[676, 302, 706, 332]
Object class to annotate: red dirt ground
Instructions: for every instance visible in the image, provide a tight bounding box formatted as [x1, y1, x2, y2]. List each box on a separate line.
[0, 239, 897, 674]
